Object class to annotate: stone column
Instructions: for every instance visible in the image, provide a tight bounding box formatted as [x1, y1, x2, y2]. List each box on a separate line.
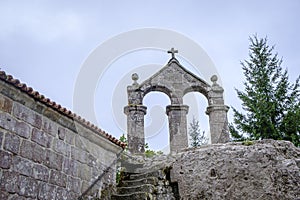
[166, 104, 189, 153]
[206, 75, 230, 143]
[124, 105, 147, 154]
[206, 105, 229, 143]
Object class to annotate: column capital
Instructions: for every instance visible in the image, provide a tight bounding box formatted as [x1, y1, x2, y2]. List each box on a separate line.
[205, 105, 229, 115]
[124, 105, 147, 115]
[166, 104, 189, 115]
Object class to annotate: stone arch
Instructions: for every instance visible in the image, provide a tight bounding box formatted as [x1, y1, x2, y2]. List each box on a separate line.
[183, 85, 209, 99]
[142, 84, 172, 101]
[124, 51, 229, 154]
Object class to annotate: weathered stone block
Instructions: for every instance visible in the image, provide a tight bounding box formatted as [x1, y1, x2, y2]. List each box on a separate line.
[67, 175, 82, 193]
[49, 169, 67, 187]
[14, 120, 31, 139]
[57, 116, 76, 133]
[31, 128, 52, 148]
[43, 108, 60, 123]
[78, 163, 92, 181]
[20, 140, 33, 160]
[64, 158, 80, 178]
[52, 138, 70, 157]
[20, 140, 46, 164]
[88, 154, 97, 167]
[0, 95, 13, 113]
[65, 129, 75, 145]
[58, 126, 75, 145]
[8, 193, 32, 200]
[0, 113, 31, 139]
[55, 187, 68, 200]
[56, 187, 77, 200]
[81, 180, 90, 195]
[57, 126, 66, 140]
[0, 150, 12, 169]
[12, 156, 33, 177]
[81, 180, 99, 198]
[17, 175, 39, 198]
[92, 164, 105, 179]
[71, 146, 88, 164]
[75, 135, 88, 151]
[0, 191, 9, 200]
[38, 182, 57, 200]
[0, 112, 16, 132]
[0, 170, 19, 193]
[4, 132, 20, 154]
[0, 130, 3, 148]
[32, 142, 45, 164]
[44, 150, 63, 171]
[32, 164, 49, 182]
[13, 102, 42, 129]
[42, 117, 58, 137]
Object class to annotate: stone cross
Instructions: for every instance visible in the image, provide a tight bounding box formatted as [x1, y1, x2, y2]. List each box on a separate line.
[168, 48, 178, 59]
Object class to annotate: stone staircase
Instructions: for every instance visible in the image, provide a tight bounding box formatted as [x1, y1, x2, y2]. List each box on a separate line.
[111, 169, 179, 200]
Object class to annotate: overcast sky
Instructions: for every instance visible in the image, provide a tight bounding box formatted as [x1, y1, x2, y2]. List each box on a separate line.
[1, 1, 299, 151]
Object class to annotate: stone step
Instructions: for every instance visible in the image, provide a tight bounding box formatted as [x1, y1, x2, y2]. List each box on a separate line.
[128, 170, 165, 180]
[111, 192, 154, 200]
[117, 184, 156, 195]
[120, 176, 159, 187]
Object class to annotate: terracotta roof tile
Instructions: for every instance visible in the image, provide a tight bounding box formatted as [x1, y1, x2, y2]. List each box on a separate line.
[0, 70, 126, 149]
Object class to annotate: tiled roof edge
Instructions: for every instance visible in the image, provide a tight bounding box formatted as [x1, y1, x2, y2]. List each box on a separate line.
[0, 70, 126, 149]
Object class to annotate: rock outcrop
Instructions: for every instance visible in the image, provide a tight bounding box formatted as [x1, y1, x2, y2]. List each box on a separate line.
[115, 139, 300, 200]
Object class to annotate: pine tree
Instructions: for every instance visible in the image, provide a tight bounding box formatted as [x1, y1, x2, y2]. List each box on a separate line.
[230, 35, 300, 146]
[189, 116, 208, 147]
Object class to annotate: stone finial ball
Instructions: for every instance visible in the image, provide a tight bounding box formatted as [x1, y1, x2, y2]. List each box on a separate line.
[211, 75, 218, 83]
[132, 73, 139, 81]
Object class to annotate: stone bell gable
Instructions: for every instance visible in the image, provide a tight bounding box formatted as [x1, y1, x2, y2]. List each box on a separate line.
[124, 48, 230, 154]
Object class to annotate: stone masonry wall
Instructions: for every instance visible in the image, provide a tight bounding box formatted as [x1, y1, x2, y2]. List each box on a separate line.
[0, 80, 123, 199]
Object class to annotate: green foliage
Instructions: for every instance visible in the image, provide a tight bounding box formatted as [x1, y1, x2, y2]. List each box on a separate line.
[116, 167, 125, 185]
[242, 140, 254, 146]
[144, 143, 164, 158]
[119, 134, 127, 143]
[144, 149, 163, 158]
[156, 150, 164, 155]
[99, 184, 116, 200]
[144, 142, 149, 149]
[189, 116, 208, 147]
[145, 149, 157, 158]
[118, 134, 164, 157]
[230, 35, 300, 147]
[119, 134, 128, 151]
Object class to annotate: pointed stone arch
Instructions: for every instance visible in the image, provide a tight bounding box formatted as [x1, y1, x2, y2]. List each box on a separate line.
[124, 54, 229, 154]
